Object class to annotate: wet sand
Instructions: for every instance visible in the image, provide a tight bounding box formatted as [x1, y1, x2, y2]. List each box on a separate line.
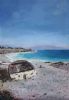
[0, 54, 69, 100]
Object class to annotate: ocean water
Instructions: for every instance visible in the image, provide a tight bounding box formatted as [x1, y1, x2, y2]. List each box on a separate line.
[15, 50, 69, 62]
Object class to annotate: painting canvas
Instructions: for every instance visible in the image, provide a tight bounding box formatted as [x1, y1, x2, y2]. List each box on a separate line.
[0, 0, 69, 100]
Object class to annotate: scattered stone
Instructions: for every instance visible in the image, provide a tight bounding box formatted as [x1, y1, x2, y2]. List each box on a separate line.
[39, 65, 45, 68]
[32, 78, 34, 80]
[32, 95, 35, 97]
[23, 74, 26, 80]
[45, 62, 51, 63]
[31, 72, 33, 75]
[18, 75, 20, 77]
[43, 93, 47, 95]
[50, 62, 69, 71]
[39, 65, 43, 68]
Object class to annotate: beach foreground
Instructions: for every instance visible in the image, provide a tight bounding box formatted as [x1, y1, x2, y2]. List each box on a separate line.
[0, 54, 69, 100]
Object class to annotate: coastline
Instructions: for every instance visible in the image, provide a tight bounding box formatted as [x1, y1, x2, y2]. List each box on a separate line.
[5, 51, 69, 63]
[5, 51, 36, 62]
[0, 52, 69, 99]
[0, 54, 11, 63]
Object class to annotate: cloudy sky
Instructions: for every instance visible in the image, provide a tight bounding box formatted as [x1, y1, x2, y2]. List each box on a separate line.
[0, 0, 69, 49]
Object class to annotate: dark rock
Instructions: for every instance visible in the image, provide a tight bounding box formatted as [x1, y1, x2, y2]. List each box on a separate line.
[50, 62, 69, 71]
[23, 74, 26, 80]
[39, 65, 45, 68]
[39, 65, 43, 68]
[0, 90, 22, 100]
[0, 90, 14, 100]
[50, 62, 64, 67]
[45, 62, 51, 63]
[53, 62, 64, 65]
[0, 68, 11, 82]
[43, 93, 47, 95]
[8, 60, 34, 74]
[40, 65, 42, 68]
[32, 95, 35, 97]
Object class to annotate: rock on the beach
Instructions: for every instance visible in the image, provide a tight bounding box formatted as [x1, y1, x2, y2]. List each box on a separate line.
[8, 60, 34, 74]
[0, 68, 11, 82]
[0, 90, 22, 100]
[8, 60, 35, 80]
[50, 62, 69, 71]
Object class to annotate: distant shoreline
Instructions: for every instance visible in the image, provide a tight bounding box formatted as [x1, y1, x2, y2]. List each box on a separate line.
[0, 49, 69, 63]
[0, 46, 32, 54]
[5, 52, 69, 63]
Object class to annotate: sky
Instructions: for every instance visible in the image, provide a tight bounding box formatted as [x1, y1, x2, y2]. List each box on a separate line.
[0, 0, 69, 49]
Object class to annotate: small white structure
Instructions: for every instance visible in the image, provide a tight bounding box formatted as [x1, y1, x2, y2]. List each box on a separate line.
[8, 60, 36, 80]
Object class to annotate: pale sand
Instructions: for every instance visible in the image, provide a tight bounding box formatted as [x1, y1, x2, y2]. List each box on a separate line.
[0, 54, 69, 100]
[0, 54, 10, 63]
[10, 70, 36, 80]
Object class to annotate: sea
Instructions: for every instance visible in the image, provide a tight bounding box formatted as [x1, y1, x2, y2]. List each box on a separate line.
[12, 50, 69, 62]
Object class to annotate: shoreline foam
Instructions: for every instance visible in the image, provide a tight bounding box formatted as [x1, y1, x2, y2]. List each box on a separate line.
[5, 52, 69, 63]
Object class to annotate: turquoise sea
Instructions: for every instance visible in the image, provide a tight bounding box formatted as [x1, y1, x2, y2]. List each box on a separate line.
[15, 50, 69, 62]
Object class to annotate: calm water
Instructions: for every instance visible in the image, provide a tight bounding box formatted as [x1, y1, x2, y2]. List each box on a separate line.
[16, 50, 69, 62]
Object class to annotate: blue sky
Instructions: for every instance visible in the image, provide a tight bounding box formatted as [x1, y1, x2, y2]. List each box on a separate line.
[0, 0, 69, 49]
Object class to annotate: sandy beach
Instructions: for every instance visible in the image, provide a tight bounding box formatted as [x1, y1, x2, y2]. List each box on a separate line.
[0, 54, 69, 100]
